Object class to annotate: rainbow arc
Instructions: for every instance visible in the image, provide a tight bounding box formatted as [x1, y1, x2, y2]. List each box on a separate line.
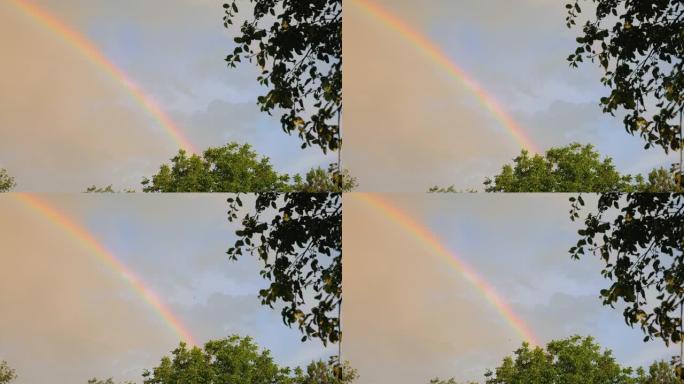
[9, 0, 197, 154]
[15, 193, 197, 346]
[355, 193, 540, 346]
[350, 0, 539, 153]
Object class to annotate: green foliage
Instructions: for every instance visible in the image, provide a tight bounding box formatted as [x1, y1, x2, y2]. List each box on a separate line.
[482, 143, 680, 192]
[227, 193, 341, 346]
[484, 143, 639, 192]
[0, 361, 16, 384]
[428, 185, 478, 193]
[87, 378, 135, 384]
[484, 336, 636, 384]
[224, 0, 342, 154]
[294, 360, 358, 384]
[142, 336, 293, 384]
[141, 336, 355, 384]
[634, 167, 683, 192]
[566, 0, 684, 154]
[634, 361, 681, 384]
[141, 143, 292, 192]
[293, 166, 357, 193]
[570, 193, 684, 345]
[429, 378, 476, 384]
[84, 185, 136, 193]
[141, 143, 354, 193]
[433, 340, 682, 383]
[0, 169, 15, 192]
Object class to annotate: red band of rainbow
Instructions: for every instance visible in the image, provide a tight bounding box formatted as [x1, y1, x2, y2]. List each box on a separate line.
[15, 193, 197, 346]
[355, 193, 540, 346]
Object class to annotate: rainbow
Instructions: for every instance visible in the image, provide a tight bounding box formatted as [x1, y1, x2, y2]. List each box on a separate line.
[8, 0, 197, 154]
[15, 193, 197, 346]
[350, 0, 539, 153]
[355, 193, 540, 345]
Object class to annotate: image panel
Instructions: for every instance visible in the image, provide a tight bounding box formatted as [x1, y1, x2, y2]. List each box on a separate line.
[343, 193, 682, 383]
[0, 193, 343, 383]
[0, 0, 341, 192]
[343, 0, 683, 192]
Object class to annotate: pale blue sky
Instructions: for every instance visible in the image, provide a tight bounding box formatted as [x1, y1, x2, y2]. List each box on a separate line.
[344, 193, 678, 383]
[344, 0, 680, 191]
[0, 0, 333, 191]
[0, 194, 334, 383]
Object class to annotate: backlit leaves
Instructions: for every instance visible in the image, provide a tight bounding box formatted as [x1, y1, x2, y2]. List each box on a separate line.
[570, 193, 684, 345]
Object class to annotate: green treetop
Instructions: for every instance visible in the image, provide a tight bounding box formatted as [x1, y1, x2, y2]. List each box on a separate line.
[433, 336, 681, 383]
[0, 169, 15, 192]
[140, 143, 355, 193]
[0, 361, 16, 384]
[141, 335, 356, 384]
[485, 143, 638, 192]
[142, 336, 293, 384]
[483, 143, 679, 192]
[484, 336, 634, 384]
[142, 142, 291, 192]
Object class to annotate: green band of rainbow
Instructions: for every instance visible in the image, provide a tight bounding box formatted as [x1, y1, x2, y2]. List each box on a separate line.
[351, 0, 539, 153]
[356, 193, 539, 345]
[15, 193, 197, 346]
[9, 0, 197, 154]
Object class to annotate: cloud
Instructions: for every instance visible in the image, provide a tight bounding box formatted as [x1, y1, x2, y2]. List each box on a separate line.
[0, 195, 330, 383]
[342, 193, 674, 383]
[0, 199, 175, 383]
[343, 195, 522, 383]
[0, 2, 181, 191]
[343, 0, 671, 191]
[343, 3, 517, 191]
[1, 0, 325, 191]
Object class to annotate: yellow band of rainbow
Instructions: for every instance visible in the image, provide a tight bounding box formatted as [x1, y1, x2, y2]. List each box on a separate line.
[15, 193, 197, 346]
[355, 193, 540, 346]
[351, 0, 539, 153]
[9, 0, 197, 154]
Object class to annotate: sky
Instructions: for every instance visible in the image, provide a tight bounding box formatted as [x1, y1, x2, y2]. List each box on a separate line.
[343, 0, 680, 191]
[0, 0, 332, 192]
[343, 193, 678, 384]
[0, 194, 333, 383]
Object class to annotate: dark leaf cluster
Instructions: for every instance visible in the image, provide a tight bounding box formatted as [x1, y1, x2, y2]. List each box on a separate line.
[224, 0, 342, 153]
[570, 193, 684, 345]
[227, 193, 342, 346]
[567, 0, 684, 153]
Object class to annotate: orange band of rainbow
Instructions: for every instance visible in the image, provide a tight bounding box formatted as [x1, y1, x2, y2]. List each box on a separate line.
[355, 193, 539, 345]
[9, 0, 197, 154]
[15, 193, 197, 346]
[351, 0, 539, 153]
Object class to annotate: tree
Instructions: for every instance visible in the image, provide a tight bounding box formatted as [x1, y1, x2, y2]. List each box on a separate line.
[84, 185, 135, 193]
[294, 360, 357, 384]
[428, 186, 478, 193]
[565, 2, 684, 373]
[292, 166, 357, 193]
[634, 168, 682, 192]
[141, 142, 292, 192]
[566, 0, 684, 157]
[223, 0, 342, 154]
[141, 143, 355, 193]
[484, 143, 641, 192]
[428, 379, 476, 384]
[0, 361, 16, 384]
[87, 379, 135, 384]
[635, 361, 681, 384]
[0, 169, 15, 192]
[142, 336, 294, 384]
[484, 336, 636, 384]
[227, 193, 341, 346]
[570, 193, 684, 347]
